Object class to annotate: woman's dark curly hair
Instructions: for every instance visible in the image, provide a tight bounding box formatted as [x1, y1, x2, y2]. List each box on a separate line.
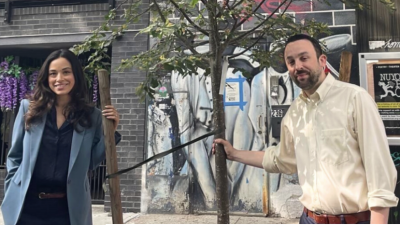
[25, 49, 94, 132]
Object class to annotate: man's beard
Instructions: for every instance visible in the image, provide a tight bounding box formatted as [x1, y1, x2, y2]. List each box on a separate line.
[293, 68, 322, 90]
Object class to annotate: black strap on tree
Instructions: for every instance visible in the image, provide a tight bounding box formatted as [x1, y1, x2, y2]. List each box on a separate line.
[102, 129, 222, 191]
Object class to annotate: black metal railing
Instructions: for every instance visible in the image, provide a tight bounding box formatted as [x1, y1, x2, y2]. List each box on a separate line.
[88, 160, 107, 204]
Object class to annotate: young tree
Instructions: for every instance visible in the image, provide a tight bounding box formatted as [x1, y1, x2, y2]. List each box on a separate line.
[73, 0, 395, 223]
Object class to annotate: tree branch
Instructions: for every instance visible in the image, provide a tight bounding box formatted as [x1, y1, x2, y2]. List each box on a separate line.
[195, 1, 209, 26]
[223, 0, 239, 33]
[114, 0, 143, 12]
[152, 0, 200, 55]
[230, 0, 238, 8]
[214, 0, 225, 18]
[204, 0, 221, 44]
[232, 0, 247, 9]
[224, 0, 231, 9]
[233, 0, 267, 30]
[152, 0, 167, 21]
[115, 0, 130, 10]
[228, 0, 292, 58]
[229, 36, 263, 59]
[84, 0, 150, 46]
[229, 0, 291, 44]
[169, 0, 209, 36]
[125, 5, 151, 23]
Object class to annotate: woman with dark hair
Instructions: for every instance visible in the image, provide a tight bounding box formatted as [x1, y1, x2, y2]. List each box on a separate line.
[1, 49, 120, 225]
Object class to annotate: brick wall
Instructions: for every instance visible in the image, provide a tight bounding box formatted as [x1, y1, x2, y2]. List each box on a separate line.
[104, 6, 149, 212]
[0, 0, 149, 213]
[224, 0, 356, 44]
[100, 0, 149, 213]
[0, 3, 109, 36]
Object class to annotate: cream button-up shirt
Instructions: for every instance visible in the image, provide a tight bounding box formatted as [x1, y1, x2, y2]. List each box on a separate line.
[263, 74, 398, 214]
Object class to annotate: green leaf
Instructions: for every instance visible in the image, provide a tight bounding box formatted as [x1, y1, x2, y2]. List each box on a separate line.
[190, 0, 199, 7]
[150, 78, 159, 88]
[163, 63, 175, 71]
[186, 60, 195, 72]
[5, 56, 13, 63]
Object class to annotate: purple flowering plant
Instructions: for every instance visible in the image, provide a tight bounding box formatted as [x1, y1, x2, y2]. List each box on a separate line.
[92, 74, 99, 103]
[0, 57, 41, 111]
[0, 56, 23, 111]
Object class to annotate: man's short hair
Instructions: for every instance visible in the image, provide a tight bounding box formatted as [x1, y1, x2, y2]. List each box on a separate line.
[284, 34, 323, 58]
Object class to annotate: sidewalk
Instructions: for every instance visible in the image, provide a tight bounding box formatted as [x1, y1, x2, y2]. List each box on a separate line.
[0, 205, 137, 225]
[0, 205, 299, 224]
[92, 205, 137, 224]
[125, 213, 299, 224]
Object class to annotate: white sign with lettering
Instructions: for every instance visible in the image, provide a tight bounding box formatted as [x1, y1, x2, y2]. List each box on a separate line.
[369, 40, 400, 50]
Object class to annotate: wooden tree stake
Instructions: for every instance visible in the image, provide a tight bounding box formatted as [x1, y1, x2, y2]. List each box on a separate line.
[97, 69, 123, 224]
[339, 51, 353, 83]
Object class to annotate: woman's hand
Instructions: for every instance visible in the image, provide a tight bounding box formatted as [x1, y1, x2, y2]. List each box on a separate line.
[102, 105, 120, 131]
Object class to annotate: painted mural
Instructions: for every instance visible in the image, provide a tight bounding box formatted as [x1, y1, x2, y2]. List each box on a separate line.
[142, 32, 356, 215]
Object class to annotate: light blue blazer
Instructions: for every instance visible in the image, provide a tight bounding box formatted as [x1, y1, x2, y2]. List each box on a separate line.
[1, 99, 106, 225]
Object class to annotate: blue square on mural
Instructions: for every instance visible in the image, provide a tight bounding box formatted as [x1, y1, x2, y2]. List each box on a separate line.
[223, 74, 247, 111]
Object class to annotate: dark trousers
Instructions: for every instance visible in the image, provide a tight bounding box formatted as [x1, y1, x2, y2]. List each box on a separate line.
[299, 212, 370, 224]
[16, 194, 70, 225]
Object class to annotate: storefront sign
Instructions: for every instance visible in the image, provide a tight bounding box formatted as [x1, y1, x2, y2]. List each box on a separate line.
[369, 40, 400, 50]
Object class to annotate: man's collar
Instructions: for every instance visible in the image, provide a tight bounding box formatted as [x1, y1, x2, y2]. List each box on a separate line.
[299, 73, 335, 103]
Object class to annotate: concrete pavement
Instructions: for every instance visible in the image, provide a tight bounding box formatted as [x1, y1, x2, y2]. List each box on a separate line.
[92, 205, 137, 224]
[125, 213, 299, 224]
[0, 205, 137, 225]
[0, 205, 299, 224]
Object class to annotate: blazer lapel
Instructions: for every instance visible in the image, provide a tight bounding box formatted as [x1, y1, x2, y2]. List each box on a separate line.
[68, 125, 86, 176]
[29, 113, 47, 175]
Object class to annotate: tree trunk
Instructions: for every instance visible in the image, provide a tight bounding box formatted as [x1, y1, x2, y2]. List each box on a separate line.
[208, 2, 230, 223]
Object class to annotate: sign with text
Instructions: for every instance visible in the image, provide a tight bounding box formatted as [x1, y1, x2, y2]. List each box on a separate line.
[369, 40, 400, 50]
[271, 105, 290, 138]
[373, 64, 400, 135]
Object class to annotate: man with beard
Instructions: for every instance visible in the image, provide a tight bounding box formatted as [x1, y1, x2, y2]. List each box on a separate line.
[214, 34, 398, 224]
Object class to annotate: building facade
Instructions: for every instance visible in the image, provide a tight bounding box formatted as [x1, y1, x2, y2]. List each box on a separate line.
[0, 0, 148, 213]
[0, 0, 398, 221]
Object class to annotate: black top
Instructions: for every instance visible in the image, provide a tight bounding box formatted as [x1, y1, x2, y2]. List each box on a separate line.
[29, 106, 73, 193]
